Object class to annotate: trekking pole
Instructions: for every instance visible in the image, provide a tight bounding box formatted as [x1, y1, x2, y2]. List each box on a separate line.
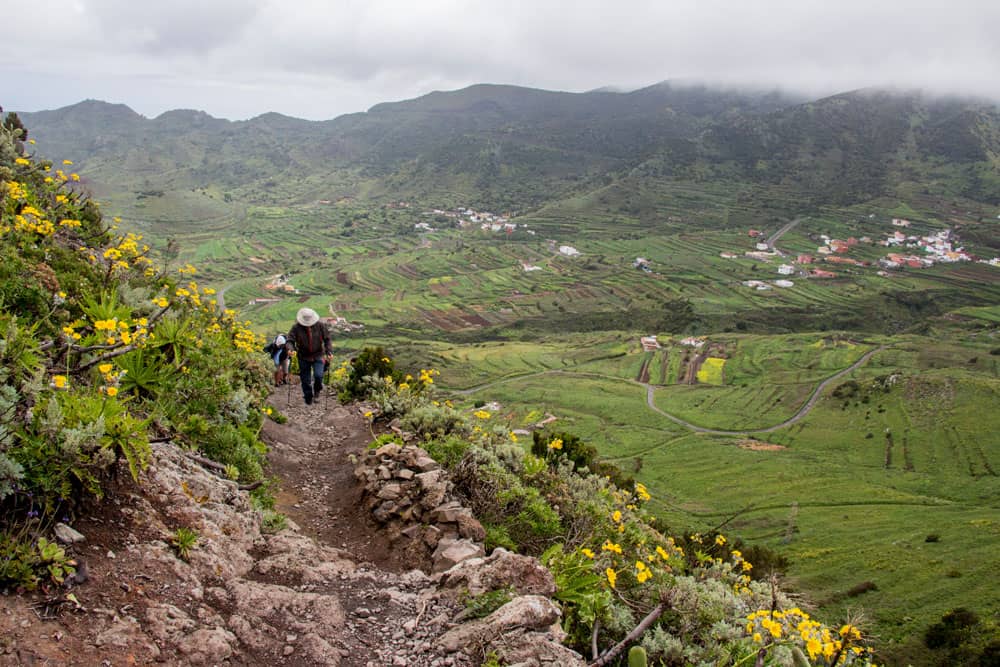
[324, 359, 331, 411]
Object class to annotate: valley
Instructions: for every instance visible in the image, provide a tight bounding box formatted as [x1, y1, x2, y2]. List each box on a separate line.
[18, 83, 1000, 664]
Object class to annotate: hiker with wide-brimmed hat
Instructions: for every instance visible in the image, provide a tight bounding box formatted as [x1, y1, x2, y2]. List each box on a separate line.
[287, 307, 332, 405]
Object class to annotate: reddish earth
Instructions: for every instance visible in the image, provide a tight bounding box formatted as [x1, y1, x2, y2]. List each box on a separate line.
[0, 392, 439, 666]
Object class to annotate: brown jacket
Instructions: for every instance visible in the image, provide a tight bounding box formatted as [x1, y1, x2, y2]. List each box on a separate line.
[287, 322, 332, 362]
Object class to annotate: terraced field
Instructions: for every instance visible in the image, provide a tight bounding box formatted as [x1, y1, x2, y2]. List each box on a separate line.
[111, 184, 999, 662]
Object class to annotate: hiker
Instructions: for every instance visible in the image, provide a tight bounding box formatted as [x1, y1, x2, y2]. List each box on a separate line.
[287, 307, 332, 405]
[263, 334, 291, 386]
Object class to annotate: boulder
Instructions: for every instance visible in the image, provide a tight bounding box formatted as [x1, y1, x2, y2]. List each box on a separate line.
[436, 595, 562, 652]
[432, 538, 484, 573]
[53, 523, 86, 544]
[440, 548, 556, 597]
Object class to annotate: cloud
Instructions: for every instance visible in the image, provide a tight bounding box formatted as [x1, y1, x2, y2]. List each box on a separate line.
[2, 0, 998, 120]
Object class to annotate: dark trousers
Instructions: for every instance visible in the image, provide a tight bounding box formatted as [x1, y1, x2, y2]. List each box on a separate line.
[299, 359, 325, 404]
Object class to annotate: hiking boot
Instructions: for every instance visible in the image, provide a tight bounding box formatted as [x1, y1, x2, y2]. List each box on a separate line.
[314, 385, 323, 397]
[304, 396, 313, 405]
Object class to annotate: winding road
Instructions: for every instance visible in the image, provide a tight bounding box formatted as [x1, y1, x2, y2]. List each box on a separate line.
[765, 216, 802, 256]
[457, 345, 886, 435]
[643, 345, 887, 434]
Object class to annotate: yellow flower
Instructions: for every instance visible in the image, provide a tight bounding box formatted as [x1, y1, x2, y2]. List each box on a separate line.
[364, 411, 374, 419]
[581, 548, 595, 559]
[98, 363, 113, 374]
[715, 534, 726, 547]
[548, 438, 563, 450]
[15, 157, 30, 166]
[381, 356, 390, 363]
[398, 382, 410, 390]
[656, 546, 670, 560]
[52, 375, 68, 389]
[509, 432, 518, 443]
[105, 386, 119, 397]
[62, 159, 74, 165]
[605, 568, 617, 589]
[612, 510, 622, 523]
[601, 540, 622, 554]
[474, 410, 491, 420]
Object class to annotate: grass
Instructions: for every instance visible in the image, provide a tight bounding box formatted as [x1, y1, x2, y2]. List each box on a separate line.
[101, 181, 1000, 663]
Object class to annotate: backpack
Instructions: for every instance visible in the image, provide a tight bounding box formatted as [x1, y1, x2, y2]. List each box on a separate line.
[262, 334, 286, 355]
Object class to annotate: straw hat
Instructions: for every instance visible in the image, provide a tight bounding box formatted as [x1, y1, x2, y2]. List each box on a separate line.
[296, 307, 320, 326]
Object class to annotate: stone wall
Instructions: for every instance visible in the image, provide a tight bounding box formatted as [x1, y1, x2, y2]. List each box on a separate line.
[354, 442, 487, 573]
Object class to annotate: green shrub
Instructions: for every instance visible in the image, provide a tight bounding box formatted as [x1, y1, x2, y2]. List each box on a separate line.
[462, 586, 514, 619]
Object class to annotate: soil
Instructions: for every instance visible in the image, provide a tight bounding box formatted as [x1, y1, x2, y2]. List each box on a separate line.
[262, 387, 423, 574]
[0, 387, 453, 666]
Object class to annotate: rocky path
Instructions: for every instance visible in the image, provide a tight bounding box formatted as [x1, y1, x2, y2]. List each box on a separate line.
[0, 391, 474, 667]
[259, 389, 473, 667]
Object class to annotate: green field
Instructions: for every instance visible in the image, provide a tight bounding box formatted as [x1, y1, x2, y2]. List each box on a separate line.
[108, 188, 1000, 665]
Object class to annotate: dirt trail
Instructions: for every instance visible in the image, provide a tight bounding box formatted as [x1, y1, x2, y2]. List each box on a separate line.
[262, 389, 415, 574]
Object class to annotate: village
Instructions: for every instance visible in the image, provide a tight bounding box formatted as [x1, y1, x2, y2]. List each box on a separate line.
[421, 206, 532, 236]
[724, 217, 997, 291]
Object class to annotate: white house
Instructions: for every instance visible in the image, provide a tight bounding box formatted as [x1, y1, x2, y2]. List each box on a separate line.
[774, 279, 794, 288]
[559, 245, 581, 257]
[777, 264, 795, 275]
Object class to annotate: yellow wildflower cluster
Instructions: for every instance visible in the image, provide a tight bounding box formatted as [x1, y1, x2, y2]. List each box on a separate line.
[85, 317, 149, 347]
[5, 180, 27, 200]
[418, 368, 438, 385]
[473, 409, 491, 420]
[51, 374, 69, 390]
[97, 362, 123, 397]
[547, 437, 563, 451]
[8, 205, 56, 237]
[332, 360, 351, 381]
[601, 540, 623, 554]
[746, 609, 870, 663]
[634, 482, 651, 502]
[230, 320, 260, 354]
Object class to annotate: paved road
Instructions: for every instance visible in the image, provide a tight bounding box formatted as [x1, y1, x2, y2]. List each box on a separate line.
[458, 345, 886, 435]
[217, 285, 231, 311]
[765, 217, 802, 257]
[644, 345, 887, 434]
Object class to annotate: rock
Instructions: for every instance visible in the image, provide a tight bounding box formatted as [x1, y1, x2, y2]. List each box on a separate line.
[432, 539, 485, 573]
[436, 595, 562, 653]
[422, 524, 443, 547]
[420, 482, 449, 510]
[455, 513, 486, 542]
[395, 468, 415, 480]
[401, 524, 424, 539]
[375, 443, 402, 457]
[493, 632, 588, 666]
[414, 469, 443, 489]
[377, 483, 403, 501]
[441, 548, 556, 597]
[94, 617, 160, 659]
[176, 627, 237, 665]
[413, 456, 439, 472]
[53, 523, 85, 544]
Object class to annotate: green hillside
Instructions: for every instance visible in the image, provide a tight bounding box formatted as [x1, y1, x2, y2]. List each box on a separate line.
[13, 84, 1000, 665]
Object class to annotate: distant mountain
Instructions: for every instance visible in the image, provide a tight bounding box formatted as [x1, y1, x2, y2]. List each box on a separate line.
[17, 84, 1000, 214]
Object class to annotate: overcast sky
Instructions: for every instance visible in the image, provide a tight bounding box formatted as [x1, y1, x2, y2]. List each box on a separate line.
[2, 0, 998, 121]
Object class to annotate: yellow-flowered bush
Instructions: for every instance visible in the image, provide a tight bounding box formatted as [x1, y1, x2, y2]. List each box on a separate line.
[1, 112, 273, 590]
